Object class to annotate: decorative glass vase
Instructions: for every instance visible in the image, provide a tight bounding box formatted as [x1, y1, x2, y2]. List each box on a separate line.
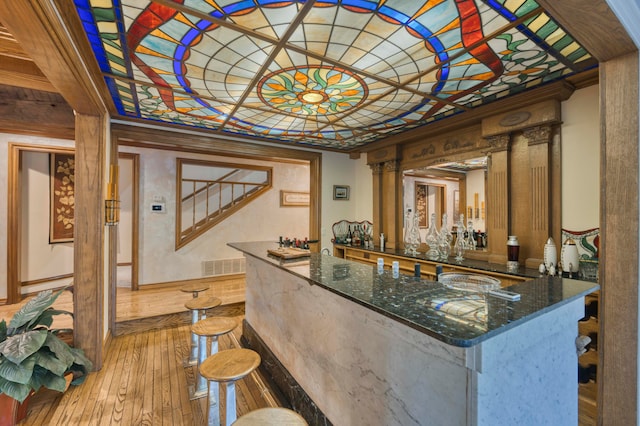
[404, 209, 421, 255]
[410, 209, 422, 255]
[466, 220, 476, 251]
[424, 213, 439, 259]
[438, 213, 452, 260]
[457, 214, 466, 248]
[454, 218, 465, 261]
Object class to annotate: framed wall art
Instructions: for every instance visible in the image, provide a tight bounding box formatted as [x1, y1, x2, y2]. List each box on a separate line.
[415, 183, 428, 227]
[333, 185, 350, 200]
[280, 190, 310, 207]
[50, 153, 75, 243]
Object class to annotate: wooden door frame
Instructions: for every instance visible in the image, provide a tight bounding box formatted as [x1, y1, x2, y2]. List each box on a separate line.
[6, 143, 75, 304]
[117, 152, 140, 292]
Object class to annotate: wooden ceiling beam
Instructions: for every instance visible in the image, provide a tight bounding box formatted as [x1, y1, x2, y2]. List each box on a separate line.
[536, 0, 636, 62]
[0, 55, 57, 92]
[0, 0, 106, 115]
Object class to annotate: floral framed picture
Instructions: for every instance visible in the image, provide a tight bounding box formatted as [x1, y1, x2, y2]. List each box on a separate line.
[50, 153, 75, 243]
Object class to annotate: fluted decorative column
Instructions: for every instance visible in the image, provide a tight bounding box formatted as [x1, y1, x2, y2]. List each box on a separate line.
[485, 134, 511, 264]
[370, 162, 383, 247]
[382, 160, 401, 249]
[523, 124, 553, 267]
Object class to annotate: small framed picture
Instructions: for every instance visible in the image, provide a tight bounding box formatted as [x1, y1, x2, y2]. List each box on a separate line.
[333, 185, 350, 200]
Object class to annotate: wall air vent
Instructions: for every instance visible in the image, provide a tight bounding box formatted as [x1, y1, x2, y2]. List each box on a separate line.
[202, 258, 246, 277]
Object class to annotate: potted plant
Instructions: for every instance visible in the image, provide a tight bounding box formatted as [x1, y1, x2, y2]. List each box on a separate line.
[0, 287, 92, 425]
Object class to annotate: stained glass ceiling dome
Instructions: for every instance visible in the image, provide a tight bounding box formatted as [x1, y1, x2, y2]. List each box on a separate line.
[74, 0, 596, 151]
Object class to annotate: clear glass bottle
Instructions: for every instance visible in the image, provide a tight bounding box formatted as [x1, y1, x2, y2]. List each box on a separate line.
[458, 214, 466, 249]
[410, 209, 422, 255]
[425, 213, 439, 259]
[466, 220, 476, 251]
[455, 217, 465, 261]
[404, 209, 421, 255]
[438, 213, 452, 259]
[404, 209, 415, 254]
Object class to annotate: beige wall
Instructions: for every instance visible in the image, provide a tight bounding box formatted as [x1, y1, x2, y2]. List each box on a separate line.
[320, 152, 371, 251]
[561, 85, 600, 231]
[119, 145, 310, 285]
[0, 133, 75, 299]
[21, 151, 74, 290]
[0, 135, 312, 298]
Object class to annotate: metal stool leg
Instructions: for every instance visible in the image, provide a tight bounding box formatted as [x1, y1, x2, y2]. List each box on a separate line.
[190, 334, 209, 399]
[187, 309, 199, 366]
[225, 381, 237, 426]
[207, 379, 221, 426]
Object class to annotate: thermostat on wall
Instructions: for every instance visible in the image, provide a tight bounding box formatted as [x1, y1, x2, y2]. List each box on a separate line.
[150, 197, 166, 213]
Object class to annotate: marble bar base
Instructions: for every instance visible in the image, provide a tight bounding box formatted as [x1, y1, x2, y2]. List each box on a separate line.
[241, 254, 585, 425]
[242, 321, 332, 426]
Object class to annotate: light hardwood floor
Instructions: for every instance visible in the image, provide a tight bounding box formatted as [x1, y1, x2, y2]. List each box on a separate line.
[0, 284, 284, 425]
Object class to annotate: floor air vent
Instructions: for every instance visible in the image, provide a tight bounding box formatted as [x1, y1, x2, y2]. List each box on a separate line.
[202, 258, 246, 277]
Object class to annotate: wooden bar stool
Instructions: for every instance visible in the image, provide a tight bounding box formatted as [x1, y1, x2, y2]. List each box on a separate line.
[232, 407, 307, 425]
[190, 316, 238, 400]
[184, 296, 222, 366]
[180, 282, 210, 298]
[200, 348, 261, 426]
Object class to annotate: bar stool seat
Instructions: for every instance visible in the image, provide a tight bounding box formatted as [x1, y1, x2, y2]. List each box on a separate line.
[185, 296, 222, 312]
[190, 317, 238, 400]
[232, 407, 307, 425]
[180, 283, 210, 298]
[184, 297, 222, 366]
[200, 348, 261, 426]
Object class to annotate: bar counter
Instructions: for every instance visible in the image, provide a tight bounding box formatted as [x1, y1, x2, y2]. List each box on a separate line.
[230, 241, 598, 426]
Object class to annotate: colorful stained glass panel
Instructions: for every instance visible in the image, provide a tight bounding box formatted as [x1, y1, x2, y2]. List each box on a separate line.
[73, 0, 597, 150]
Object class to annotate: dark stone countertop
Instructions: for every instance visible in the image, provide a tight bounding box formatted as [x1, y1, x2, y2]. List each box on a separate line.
[229, 241, 599, 348]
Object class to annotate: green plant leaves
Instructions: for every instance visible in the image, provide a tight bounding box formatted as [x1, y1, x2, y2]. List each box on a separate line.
[0, 288, 92, 403]
[8, 288, 66, 331]
[0, 330, 47, 364]
[0, 375, 32, 403]
[31, 366, 67, 393]
[0, 355, 35, 385]
[0, 319, 6, 343]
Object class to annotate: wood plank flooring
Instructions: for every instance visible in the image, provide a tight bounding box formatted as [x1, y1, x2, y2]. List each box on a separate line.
[18, 308, 283, 425]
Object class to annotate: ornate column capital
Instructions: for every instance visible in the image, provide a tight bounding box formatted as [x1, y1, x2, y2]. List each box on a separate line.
[383, 160, 400, 172]
[485, 133, 511, 152]
[370, 162, 384, 174]
[523, 124, 552, 146]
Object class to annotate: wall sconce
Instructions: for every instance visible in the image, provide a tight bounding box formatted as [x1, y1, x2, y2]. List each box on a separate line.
[105, 199, 120, 226]
[105, 164, 120, 226]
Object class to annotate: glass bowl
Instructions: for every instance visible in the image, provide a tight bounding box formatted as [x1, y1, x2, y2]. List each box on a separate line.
[438, 272, 501, 292]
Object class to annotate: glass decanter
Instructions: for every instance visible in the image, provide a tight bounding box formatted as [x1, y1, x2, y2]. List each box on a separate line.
[438, 213, 452, 260]
[455, 218, 465, 261]
[424, 213, 439, 259]
[458, 214, 466, 249]
[404, 209, 419, 255]
[466, 220, 477, 251]
[409, 209, 422, 255]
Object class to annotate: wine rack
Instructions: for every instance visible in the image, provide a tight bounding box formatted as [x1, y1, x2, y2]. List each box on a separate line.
[578, 292, 599, 423]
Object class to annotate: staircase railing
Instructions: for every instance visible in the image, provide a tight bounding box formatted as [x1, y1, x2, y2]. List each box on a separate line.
[176, 159, 272, 249]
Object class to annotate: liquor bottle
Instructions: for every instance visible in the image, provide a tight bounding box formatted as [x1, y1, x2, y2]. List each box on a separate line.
[346, 226, 352, 245]
[352, 226, 361, 246]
